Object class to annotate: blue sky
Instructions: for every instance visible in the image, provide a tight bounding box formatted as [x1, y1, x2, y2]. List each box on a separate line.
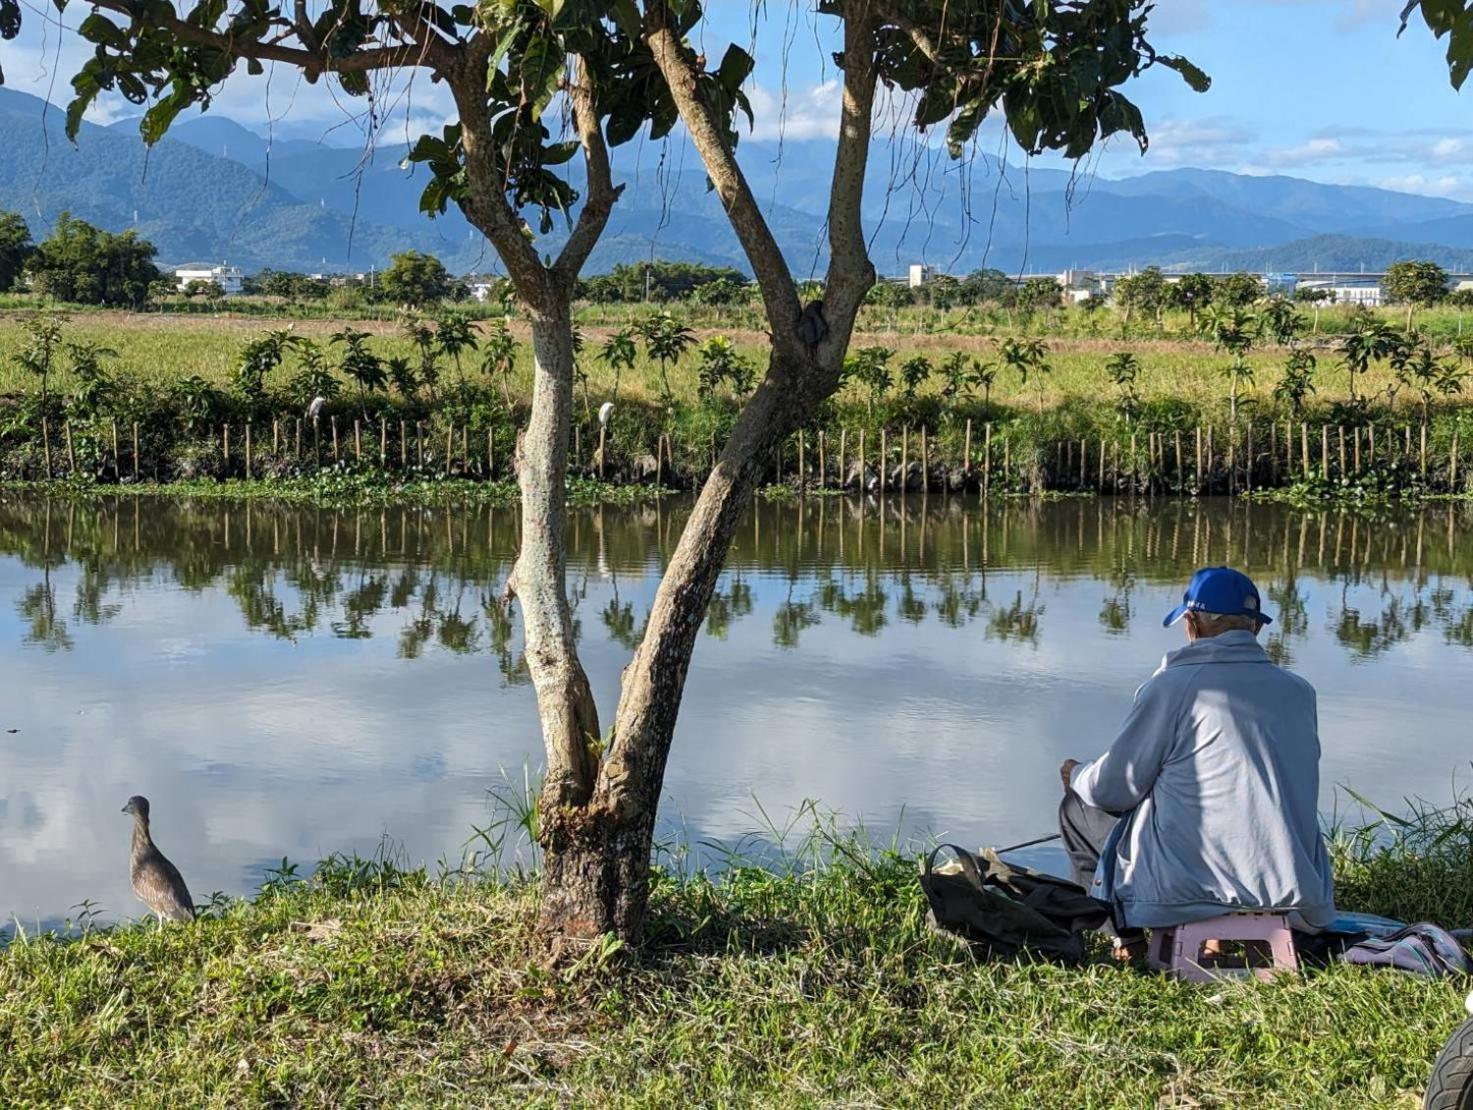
[5, 1, 1473, 197]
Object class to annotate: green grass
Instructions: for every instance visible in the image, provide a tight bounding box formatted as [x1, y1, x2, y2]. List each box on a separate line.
[0, 304, 1462, 414]
[3, 796, 1471, 1107]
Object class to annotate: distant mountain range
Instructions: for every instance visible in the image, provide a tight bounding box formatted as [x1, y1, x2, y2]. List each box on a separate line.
[5, 85, 1473, 276]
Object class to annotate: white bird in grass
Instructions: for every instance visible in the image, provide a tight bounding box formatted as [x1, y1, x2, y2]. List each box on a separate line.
[598, 401, 614, 427]
[307, 395, 326, 420]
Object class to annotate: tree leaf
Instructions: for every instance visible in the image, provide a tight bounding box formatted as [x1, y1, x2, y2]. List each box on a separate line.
[606, 105, 643, 146]
[541, 140, 579, 165]
[717, 44, 753, 91]
[140, 88, 190, 145]
[1156, 54, 1211, 93]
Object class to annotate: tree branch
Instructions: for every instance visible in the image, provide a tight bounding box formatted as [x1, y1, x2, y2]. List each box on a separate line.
[642, 4, 802, 355]
[821, 3, 879, 342]
[885, 7, 941, 64]
[552, 58, 625, 287]
[446, 55, 555, 314]
[85, 0, 455, 79]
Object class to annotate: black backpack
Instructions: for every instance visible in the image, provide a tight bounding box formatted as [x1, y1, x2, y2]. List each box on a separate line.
[919, 844, 1112, 963]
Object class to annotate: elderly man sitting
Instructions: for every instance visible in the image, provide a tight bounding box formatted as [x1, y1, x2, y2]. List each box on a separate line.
[1058, 566, 1335, 958]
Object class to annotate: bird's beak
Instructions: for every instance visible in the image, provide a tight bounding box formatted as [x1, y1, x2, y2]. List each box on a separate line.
[120, 804, 130, 813]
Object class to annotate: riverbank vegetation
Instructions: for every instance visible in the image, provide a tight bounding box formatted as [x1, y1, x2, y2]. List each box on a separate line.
[3, 309, 1473, 498]
[1, 794, 1470, 1106]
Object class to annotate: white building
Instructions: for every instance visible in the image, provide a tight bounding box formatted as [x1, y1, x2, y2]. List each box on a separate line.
[908, 263, 934, 289]
[174, 262, 244, 296]
[1058, 269, 1105, 303]
[1298, 277, 1380, 307]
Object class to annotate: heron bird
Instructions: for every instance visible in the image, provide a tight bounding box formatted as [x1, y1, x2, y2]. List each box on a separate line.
[121, 795, 195, 923]
[306, 395, 326, 420]
[598, 401, 614, 427]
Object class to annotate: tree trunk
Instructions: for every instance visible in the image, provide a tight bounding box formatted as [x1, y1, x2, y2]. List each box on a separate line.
[554, 359, 815, 940]
[527, 1, 877, 942]
[538, 797, 653, 939]
[515, 307, 602, 834]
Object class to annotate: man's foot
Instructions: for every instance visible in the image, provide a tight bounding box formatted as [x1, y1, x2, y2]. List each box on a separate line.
[1111, 938, 1148, 963]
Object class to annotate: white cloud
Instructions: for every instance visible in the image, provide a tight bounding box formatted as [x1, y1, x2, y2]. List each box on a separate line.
[1262, 136, 1349, 167]
[743, 80, 842, 142]
[1378, 172, 1465, 197]
[1138, 116, 1258, 167]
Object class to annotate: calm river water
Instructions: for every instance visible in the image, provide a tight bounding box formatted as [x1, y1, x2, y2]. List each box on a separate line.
[2, 492, 1471, 927]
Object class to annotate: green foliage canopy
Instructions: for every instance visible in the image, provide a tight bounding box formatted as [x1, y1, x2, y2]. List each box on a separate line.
[1382, 260, 1449, 307]
[380, 251, 453, 307]
[0, 211, 33, 292]
[24, 212, 161, 307]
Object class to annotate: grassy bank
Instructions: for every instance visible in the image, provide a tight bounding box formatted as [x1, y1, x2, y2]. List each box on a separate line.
[5, 308, 1473, 498]
[3, 798, 1472, 1107]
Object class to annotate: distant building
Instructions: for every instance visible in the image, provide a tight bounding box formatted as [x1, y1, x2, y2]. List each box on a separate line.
[1058, 269, 1105, 303]
[1299, 277, 1381, 306]
[1264, 272, 1298, 295]
[174, 263, 244, 295]
[908, 263, 934, 289]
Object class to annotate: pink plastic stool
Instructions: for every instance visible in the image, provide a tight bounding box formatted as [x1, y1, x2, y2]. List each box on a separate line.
[1147, 911, 1299, 982]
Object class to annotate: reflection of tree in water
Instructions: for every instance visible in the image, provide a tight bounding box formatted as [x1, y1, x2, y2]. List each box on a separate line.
[1430, 585, 1473, 649]
[704, 576, 753, 640]
[1098, 595, 1130, 635]
[897, 573, 928, 624]
[1442, 602, 1473, 648]
[1264, 576, 1308, 666]
[818, 573, 889, 637]
[1098, 570, 1135, 636]
[396, 572, 437, 659]
[482, 592, 530, 686]
[1333, 590, 1431, 660]
[6, 498, 1473, 670]
[932, 571, 985, 629]
[72, 559, 123, 628]
[772, 599, 819, 649]
[602, 598, 641, 650]
[18, 575, 72, 652]
[332, 575, 389, 640]
[435, 592, 482, 655]
[228, 565, 321, 642]
[988, 591, 1044, 646]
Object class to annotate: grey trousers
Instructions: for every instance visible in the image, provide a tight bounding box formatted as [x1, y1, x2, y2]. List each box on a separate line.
[1057, 789, 1116, 892]
[1057, 790, 1143, 941]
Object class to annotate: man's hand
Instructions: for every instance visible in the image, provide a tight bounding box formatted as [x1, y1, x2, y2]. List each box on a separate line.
[1060, 759, 1080, 794]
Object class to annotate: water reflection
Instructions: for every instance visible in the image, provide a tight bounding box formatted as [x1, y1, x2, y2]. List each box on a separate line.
[6, 496, 1473, 667]
[1, 493, 1471, 927]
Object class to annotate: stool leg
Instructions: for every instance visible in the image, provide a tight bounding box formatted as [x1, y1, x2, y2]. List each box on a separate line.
[1267, 930, 1298, 973]
[1148, 928, 1174, 970]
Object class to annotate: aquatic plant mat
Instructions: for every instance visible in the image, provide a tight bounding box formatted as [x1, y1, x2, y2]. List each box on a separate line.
[3, 795, 1471, 1107]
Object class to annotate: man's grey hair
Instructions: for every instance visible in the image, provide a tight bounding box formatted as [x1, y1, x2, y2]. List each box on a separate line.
[1191, 611, 1261, 633]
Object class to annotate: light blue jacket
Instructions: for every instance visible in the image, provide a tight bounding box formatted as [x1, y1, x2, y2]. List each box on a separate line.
[1071, 629, 1336, 929]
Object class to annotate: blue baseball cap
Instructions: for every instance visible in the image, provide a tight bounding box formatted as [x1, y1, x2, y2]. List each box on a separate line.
[1162, 566, 1272, 628]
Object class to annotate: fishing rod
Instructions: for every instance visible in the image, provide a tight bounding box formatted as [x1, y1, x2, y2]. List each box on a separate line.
[996, 832, 1062, 854]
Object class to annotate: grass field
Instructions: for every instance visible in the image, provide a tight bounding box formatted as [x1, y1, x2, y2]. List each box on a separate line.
[0, 306, 1447, 416]
[1, 793, 1470, 1107]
